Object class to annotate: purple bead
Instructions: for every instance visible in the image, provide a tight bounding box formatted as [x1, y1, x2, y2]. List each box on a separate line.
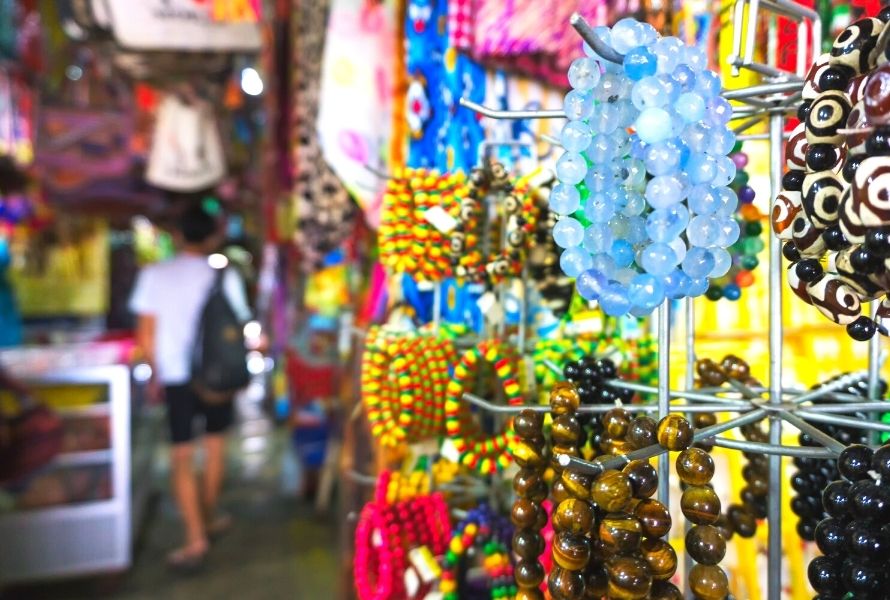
[731, 152, 749, 169]
[738, 185, 756, 203]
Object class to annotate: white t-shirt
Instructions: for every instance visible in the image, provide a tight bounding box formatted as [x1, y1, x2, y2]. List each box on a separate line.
[129, 254, 251, 385]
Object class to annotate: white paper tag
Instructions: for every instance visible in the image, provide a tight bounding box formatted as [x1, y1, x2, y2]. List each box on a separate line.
[416, 280, 435, 292]
[408, 546, 441, 583]
[477, 292, 496, 314]
[424, 593, 444, 600]
[440, 438, 461, 463]
[423, 205, 458, 234]
[404, 566, 420, 597]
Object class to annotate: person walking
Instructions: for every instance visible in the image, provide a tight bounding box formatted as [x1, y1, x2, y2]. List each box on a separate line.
[130, 201, 251, 569]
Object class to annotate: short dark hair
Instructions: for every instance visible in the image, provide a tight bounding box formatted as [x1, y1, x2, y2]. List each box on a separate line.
[179, 202, 218, 244]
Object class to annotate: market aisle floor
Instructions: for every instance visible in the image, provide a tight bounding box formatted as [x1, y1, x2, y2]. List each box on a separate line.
[3, 427, 339, 600]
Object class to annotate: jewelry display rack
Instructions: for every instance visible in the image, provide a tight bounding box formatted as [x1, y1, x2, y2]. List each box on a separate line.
[448, 3, 890, 598]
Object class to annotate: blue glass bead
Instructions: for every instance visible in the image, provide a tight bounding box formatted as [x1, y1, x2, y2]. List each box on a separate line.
[635, 108, 674, 144]
[611, 187, 630, 214]
[668, 237, 687, 263]
[629, 304, 656, 317]
[609, 239, 635, 267]
[714, 187, 739, 218]
[660, 75, 681, 104]
[593, 102, 622, 134]
[560, 246, 594, 277]
[643, 141, 683, 176]
[673, 64, 696, 92]
[715, 218, 740, 247]
[568, 57, 602, 91]
[550, 183, 582, 216]
[560, 121, 593, 153]
[646, 175, 686, 209]
[631, 76, 667, 110]
[709, 127, 736, 156]
[630, 137, 647, 160]
[682, 44, 707, 72]
[585, 192, 618, 224]
[723, 283, 741, 301]
[641, 242, 680, 276]
[708, 247, 732, 277]
[553, 217, 585, 248]
[628, 273, 665, 309]
[609, 214, 630, 239]
[687, 152, 718, 185]
[683, 123, 712, 153]
[590, 253, 617, 279]
[653, 37, 683, 74]
[615, 100, 638, 129]
[694, 70, 722, 98]
[588, 135, 616, 164]
[687, 214, 721, 247]
[564, 90, 595, 121]
[636, 21, 658, 47]
[705, 97, 732, 127]
[594, 73, 626, 103]
[613, 267, 637, 286]
[556, 152, 588, 185]
[625, 216, 647, 244]
[585, 169, 616, 194]
[675, 92, 706, 123]
[687, 277, 710, 297]
[688, 184, 720, 215]
[599, 281, 632, 316]
[711, 155, 737, 187]
[611, 18, 644, 54]
[576, 268, 608, 300]
[682, 246, 715, 278]
[624, 46, 658, 81]
[583, 222, 614, 254]
[646, 204, 689, 242]
[622, 191, 646, 216]
[623, 158, 647, 189]
[663, 269, 690, 299]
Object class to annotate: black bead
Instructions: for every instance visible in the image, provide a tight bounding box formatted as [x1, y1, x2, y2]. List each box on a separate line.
[846, 521, 890, 562]
[822, 226, 849, 251]
[851, 247, 882, 274]
[839, 445, 875, 481]
[791, 494, 823, 519]
[847, 317, 879, 342]
[865, 228, 890, 259]
[816, 518, 848, 556]
[564, 362, 581, 382]
[819, 66, 852, 91]
[783, 242, 802, 262]
[797, 518, 818, 541]
[843, 559, 886, 596]
[783, 169, 804, 192]
[866, 126, 890, 156]
[808, 555, 843, 592]
[798, 100, 813, 123]
[872, 445, 890, 480]
[843, 155, 865, 183]
[823, 480, 852, 518]
[795, 259, 824, 283]
[851, 482, 890, 522]
[792, 472, 817, 494]
[595, 358, 617, 379]
[880, 4, 890, 22]
[807, 144, 839, 171]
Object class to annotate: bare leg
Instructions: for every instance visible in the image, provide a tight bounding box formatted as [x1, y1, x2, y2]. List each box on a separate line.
[169, 442, 208, 559]
[202, 433, 227, 522]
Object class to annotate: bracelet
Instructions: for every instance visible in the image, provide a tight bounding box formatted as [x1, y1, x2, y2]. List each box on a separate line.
[440, 504, 516, 600]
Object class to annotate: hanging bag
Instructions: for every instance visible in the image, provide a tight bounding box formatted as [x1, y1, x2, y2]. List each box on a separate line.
[190, 266, 250, 405]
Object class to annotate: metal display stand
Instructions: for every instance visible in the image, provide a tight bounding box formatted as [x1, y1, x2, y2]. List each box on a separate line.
[453, 4, 890, 598]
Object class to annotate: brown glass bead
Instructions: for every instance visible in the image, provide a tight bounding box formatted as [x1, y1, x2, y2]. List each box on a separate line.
[676, 448, 715, 485]
[602, 407, 631, 439]
[562, 470, 593, 500]
[591, 470, 633, 512]
[633, 498, 672, 538]
[584, 564, 608, 598]
[744, 474, 769, 496]
[689, 564, 729, 600]
[600, 437, 634, 456]
[512, 498, 541, 528]
[552, 479, 572, 504]
[693, 412, 717, 428]
[712, 514, 734, 542]
[548, 565, 585, 600]
[513, 438, 547, 468]
[554, 498, 595, 534]
[514, 409, 544, 440]
[727, 503, 757, 538]
[516, 588, 545, 600]
[550, 382, 581, 416]
[513, 529, 545, 560]
[626, 416, 658, 450]
[721, 354, 750, 380]
[623, 459, 658, 499]
[552, 414, 582, 445]
[553, 532, 592, 570]
[685, 524, 726, 566]
[649, 580, 684, 600]
[535, 505, 548, 530]
[605, 556, 653, 600]
[514, 468, 543, 498]
[695, 358, 727, 386]
[680, 485, 721, 525]
[640, 538, 677, 580]
[598, 512, 643, 555]
[515, 559, 545, 588]
[656, 414, 693, 451]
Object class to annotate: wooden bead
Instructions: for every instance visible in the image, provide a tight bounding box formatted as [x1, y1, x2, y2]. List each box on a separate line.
[548, 565, 585, 600]
[552, 479, 572, 505]
[552, 414, 582, 446]
[591, 470, 633, 512]
[554, 498, 595, 534]
[681, 485, 722, 525]
[656, 414, 693, 451]
[514, 409, 544, 439]
[640, 537, 678, 580]
[552, 532, 592, 571]
[633, 498, 672, 538]
[561, 470, 593, 501]
[515, 559, 545, 588]
[512, 498, 540, 528]
[550, 382, 581, 416]
[676, 448, 715, 485]
[649, 580, 684, 600]
[602, 407, 631, 439]
[598, 512, 643, 555]
[685, 525, 727, 566]
[513, 438, 547, 468]
[626, 416, 658, 450]
[689, 564, 729, 600]
[623, 459, 658, 499]
[514, 468, 543, 498]
[605, 556, 653, 600]
[513, 529, 545, 560]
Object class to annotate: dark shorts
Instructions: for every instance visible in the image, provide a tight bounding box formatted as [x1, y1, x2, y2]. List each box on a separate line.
[164, 384, 234, 444]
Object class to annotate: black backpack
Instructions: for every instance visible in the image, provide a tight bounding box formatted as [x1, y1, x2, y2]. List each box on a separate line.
[191, 267, 250, 402]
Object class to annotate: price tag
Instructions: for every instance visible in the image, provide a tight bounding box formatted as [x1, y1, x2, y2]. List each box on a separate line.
[423, 205, 458, 234]
[404, 566, 420, 597]
[409, 546, 441, 582]
[440, 438, 461, 463]
[477, 292, 504, 327]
